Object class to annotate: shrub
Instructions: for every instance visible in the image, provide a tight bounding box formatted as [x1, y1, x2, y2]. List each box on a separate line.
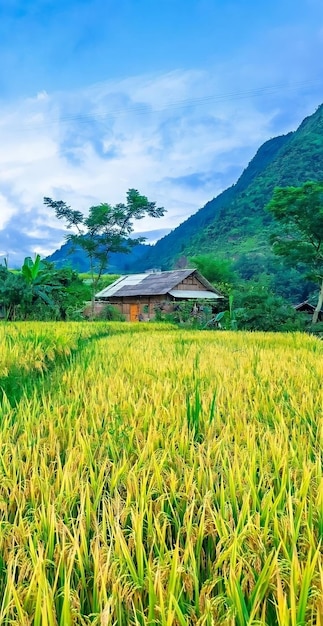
[98, 304, 125, 321]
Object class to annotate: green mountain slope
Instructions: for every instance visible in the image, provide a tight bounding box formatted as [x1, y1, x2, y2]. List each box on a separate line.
[136, 103, 323, 270]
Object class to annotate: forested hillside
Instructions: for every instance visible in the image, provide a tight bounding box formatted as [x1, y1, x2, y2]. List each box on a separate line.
[137, 104, 323, 271]
[135, 132, 293, 270]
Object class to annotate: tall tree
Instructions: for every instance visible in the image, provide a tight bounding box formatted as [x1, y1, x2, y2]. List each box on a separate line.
[44, 189, 165, 312]
[266, 181, 323, 323]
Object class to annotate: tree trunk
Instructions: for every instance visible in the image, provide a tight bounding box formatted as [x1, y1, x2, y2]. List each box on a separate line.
[312, 279, 323, 324]
[89, 257, 95, 319]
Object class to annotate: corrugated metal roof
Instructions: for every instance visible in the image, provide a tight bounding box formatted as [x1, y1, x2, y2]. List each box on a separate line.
[169, 290, 222, 300]
[95, 269, 222, 299]
[95, 273, 148, 298]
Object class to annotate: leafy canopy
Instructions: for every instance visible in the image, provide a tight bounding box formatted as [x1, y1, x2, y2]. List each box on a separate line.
[189, 254, 236, 286]
[266, 181, 323, 278]
[44, 189, 165, 282]
[266, 181, 323, 322]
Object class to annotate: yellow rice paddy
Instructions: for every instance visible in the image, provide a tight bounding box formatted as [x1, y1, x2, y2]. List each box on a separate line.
[0, 322, 322, 624]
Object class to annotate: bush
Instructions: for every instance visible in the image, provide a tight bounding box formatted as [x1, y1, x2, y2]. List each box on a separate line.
[234, 284, 306, 332]
[306, 321, 323, 337]
[97, 304, 125, 321]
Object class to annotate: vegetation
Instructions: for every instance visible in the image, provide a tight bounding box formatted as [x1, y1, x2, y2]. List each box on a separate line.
[189, 254, 236, 296]
[97, 303, 126, 321]
[0, 258, 124, 321]
[0, 258, 91, 320]
[0, 322, 321, 624]
[233, 283, 305, 332]
[44, 189, 165, 312]
[267, 181, 323, 323]
[134, 104, 323, 304]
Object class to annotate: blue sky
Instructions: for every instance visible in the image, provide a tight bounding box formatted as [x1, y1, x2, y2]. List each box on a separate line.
[0, 0, 323, 265]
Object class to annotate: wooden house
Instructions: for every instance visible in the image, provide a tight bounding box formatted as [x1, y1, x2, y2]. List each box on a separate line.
[94, 269, 223, 321]
[294, 301, 323, 321]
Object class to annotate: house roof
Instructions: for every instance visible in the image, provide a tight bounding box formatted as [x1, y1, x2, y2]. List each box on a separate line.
[294, 301, 322, 314]
[96, 269, 223, 299]
[294, 301, 322, 312]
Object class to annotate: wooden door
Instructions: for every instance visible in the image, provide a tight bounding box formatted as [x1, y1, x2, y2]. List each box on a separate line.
[130, 304, 140, 322]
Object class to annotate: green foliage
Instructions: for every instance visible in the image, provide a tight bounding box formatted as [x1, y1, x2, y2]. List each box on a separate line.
[267, 180, 323, 322]
[186, 386, 203, 442]
[97, 304, 125, 321]
[190, 254, 236, 288]
[233, 282, 305, 332]
[267, 181, 323, 272]
[21, 253, 42, 283]
[0, 261, 92, 321]
[47, 267, 91, 320]
[44, 190, 165, 300]
[21, 255, 56, 308]
[155, 301, 214, 329]
[214, 295, 239, 330]
[306, 321, 323, 337]
[0, 269, 32, 320]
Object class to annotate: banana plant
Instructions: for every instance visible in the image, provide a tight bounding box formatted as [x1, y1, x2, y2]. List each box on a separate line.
[214, 295, 239, 330]
[21, 254, 55, 306]
[21, 254, 42, 284]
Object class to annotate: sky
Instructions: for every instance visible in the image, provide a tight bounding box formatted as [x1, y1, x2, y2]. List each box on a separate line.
[0, 0, 323, 266]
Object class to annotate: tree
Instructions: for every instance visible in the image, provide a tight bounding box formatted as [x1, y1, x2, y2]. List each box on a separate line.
[266, 181, 323, 323]
[190, 254, 236, 296]
[44, 189, 165, 313]
[0, 270, 32, 320]
[233, 282, 304, 332]
[44, 265, 92, 320]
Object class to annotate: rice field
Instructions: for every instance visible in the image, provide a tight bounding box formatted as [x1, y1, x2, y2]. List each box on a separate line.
[0, 322, 322, 625]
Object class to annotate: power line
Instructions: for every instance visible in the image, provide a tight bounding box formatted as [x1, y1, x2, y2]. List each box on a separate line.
[5, 77, 323, 132]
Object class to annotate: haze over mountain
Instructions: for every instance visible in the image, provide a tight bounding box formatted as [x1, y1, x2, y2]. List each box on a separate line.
[48, 102, 323, 283]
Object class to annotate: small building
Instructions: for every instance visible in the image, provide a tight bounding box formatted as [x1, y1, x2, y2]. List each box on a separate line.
[94, 269, 223, 321]
[293, 300, 323, 321]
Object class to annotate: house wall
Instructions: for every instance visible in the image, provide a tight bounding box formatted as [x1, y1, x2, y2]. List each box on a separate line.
[109, 295, 170, 321]
[83, 301, 107, 317]
[173, 275, 206, 291]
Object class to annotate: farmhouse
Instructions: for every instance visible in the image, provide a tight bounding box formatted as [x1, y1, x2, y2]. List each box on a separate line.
[95, 269, 223, 321]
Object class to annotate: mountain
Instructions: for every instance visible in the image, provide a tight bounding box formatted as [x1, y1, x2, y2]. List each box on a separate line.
[46, 239, 148, 274]
[47, 103, 323, 283]
[135, 132, 293, 270]
[136, 103, 323, 271]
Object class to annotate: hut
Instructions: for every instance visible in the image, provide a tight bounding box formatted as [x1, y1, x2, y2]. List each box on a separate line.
[94, 269, 223, 321]
[293, 300, 323, 321]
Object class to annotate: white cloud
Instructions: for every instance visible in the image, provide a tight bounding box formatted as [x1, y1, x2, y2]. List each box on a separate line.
[0, 64, 321, 264]
[0, 193, 17, 229]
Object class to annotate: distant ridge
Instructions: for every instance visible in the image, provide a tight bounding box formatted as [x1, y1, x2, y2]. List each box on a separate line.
[46, 239, 147, 273]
